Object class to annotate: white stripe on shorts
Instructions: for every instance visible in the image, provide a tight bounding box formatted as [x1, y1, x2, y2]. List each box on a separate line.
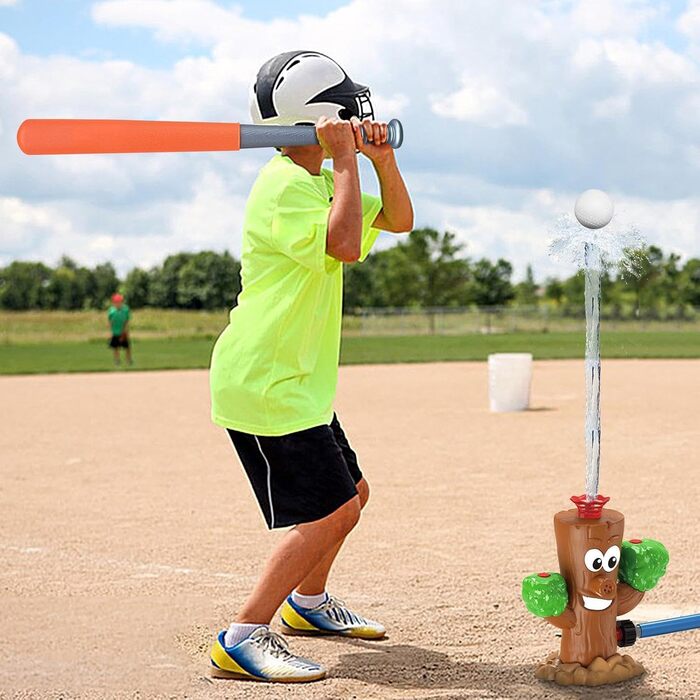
[253, 436, 275, 528]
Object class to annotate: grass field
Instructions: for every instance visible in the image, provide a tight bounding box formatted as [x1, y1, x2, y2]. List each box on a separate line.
[3, 307, 700, 344]
[1, 309, 698, 374]
[0, 331, 698, 375]
[0, 309, 230, 344]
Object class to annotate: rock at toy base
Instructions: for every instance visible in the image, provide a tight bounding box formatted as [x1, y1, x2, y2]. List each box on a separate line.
[535, 651, 645, 686]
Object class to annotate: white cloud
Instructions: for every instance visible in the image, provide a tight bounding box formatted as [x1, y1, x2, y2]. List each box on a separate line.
[415, 187, 576, 279]
[612, 195, 700, 263]
[0, 197, 75, 259]
[431, 77, 528, 127]
[572, 37, 696, 84]
[1, 0, 699, 280]
[678, 0, 700, 39]
[571, 0, 659, 36]
[0, 32, 19, 80]
[605, 39, 695, 83]
[571, 38, 606, 71]
[88, 234, 117, 254]
[371, 93, 409, 118]
[592, 93, 631, 118]
[169, 170, 247, 252]
[92, 0, 244, 45]
[417, 190, 700, 281]
[685, 144, 700, 169]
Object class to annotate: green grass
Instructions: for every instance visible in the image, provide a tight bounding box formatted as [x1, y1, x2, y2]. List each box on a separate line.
[0, 338, 214, 375]
[341, 331, 700, 364]
[0, 309, 230, 344]
[4, 308, 700, 346]
[0, 331, 698, 375]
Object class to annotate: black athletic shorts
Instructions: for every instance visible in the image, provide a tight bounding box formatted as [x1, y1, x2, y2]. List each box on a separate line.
[226, 414, 362, 529]
[109, 334, 129, 348]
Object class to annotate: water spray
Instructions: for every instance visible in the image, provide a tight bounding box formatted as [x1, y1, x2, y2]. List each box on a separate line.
[577, 190, 611, 502]
[583, 240, 602, 501]
[549, 190, 641, 508]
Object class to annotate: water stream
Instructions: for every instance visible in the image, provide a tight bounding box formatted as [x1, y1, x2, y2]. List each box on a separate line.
[550, 215, 643, 500]
[583, 242, 602, 499]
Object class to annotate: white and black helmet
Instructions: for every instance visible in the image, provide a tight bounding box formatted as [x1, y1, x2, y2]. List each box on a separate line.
[250, 50, 374, 126]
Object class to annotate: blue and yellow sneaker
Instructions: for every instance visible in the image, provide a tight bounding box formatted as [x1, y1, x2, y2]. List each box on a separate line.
[210, 627, 326, 682]
[280, 594, 386, 639]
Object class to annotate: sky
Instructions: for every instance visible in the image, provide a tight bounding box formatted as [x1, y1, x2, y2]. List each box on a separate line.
[1, 0, 700, 280]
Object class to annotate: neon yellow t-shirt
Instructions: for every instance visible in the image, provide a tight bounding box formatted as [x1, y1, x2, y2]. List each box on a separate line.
[210, 154, 382, 436]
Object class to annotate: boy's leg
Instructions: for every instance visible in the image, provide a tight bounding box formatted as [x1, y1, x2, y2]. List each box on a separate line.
[296, 477, 369, 595]
[236, 495, 361, 624]
[278, 473, 384, 639]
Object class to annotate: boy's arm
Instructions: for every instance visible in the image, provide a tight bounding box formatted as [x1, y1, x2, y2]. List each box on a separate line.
[317, 116, 363, 263]
[352, 118, 413, 233]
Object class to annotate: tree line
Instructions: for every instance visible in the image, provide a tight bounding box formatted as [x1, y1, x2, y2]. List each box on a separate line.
[346, 229, 700, 317]
[0, 251, 241, 311]
[1, 228, 698, 315]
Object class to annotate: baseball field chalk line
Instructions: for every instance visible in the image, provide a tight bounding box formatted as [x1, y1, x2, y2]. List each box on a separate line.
[2, 543, 246, 582]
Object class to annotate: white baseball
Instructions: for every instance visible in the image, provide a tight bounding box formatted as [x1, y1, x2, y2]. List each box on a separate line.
[574, 189, 614, 229]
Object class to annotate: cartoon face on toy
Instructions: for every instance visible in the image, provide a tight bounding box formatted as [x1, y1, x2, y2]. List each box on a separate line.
[559, 514, 623, 614]
[580, 543, 621, 609]
[554, 508, 625, 615]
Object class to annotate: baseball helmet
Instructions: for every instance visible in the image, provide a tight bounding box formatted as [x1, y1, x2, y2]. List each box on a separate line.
[250, 50, 374, 126]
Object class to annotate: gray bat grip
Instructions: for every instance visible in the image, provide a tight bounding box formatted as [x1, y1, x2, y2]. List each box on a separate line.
[239, 118, 403, 150]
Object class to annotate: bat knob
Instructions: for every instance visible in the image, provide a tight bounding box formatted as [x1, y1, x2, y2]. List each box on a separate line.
[360, 118, 404, 149]
[387, 119, 403, 149]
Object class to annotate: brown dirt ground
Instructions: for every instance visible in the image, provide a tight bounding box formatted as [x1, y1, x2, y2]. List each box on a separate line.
[1, 360, 699, 700]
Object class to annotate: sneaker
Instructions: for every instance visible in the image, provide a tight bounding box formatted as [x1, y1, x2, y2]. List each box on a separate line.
[280, 594, 386, 639]
[210, 626, 325, 682]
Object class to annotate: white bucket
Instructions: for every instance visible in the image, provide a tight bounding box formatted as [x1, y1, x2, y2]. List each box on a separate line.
[488, 353, 533, 412]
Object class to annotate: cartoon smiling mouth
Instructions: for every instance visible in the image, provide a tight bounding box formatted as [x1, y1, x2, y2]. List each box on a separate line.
[582, 595, 613, 611]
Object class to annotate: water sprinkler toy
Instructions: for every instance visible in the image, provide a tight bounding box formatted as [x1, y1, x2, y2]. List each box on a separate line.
[521, 192, 672, 687]
[522, 504, 668, 686]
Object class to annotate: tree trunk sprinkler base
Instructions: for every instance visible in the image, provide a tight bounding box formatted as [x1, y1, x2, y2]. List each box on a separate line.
[522, 495, 669, 688]
[535, 651, 644, 687]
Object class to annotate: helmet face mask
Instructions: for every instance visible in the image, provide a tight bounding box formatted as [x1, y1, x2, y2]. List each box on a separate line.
[332, 88, 375, 122]
[355, 89, 374, 121]
[250, 50, 375, 127]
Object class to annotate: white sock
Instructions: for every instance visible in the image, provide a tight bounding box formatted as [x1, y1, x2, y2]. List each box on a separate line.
[224, 622, 266, 648]
[291, 590, 328, 609]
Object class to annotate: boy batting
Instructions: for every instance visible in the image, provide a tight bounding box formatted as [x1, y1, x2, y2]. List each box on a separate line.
[209, 50, 413, 683]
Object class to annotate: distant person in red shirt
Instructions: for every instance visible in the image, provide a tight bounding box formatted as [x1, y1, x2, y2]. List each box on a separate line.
[107, 293, 132, 366]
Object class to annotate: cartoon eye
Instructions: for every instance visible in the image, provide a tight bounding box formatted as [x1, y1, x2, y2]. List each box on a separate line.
[584, 548, 605, 572]
[603, 545, 621, 572]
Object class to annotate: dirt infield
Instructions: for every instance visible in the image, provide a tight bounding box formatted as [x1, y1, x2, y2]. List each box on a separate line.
[1, 360, 699, 699]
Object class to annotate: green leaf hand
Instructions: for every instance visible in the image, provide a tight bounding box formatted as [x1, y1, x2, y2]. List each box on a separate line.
[522, 572, 569, 618]
[619, 539, 669, 592]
